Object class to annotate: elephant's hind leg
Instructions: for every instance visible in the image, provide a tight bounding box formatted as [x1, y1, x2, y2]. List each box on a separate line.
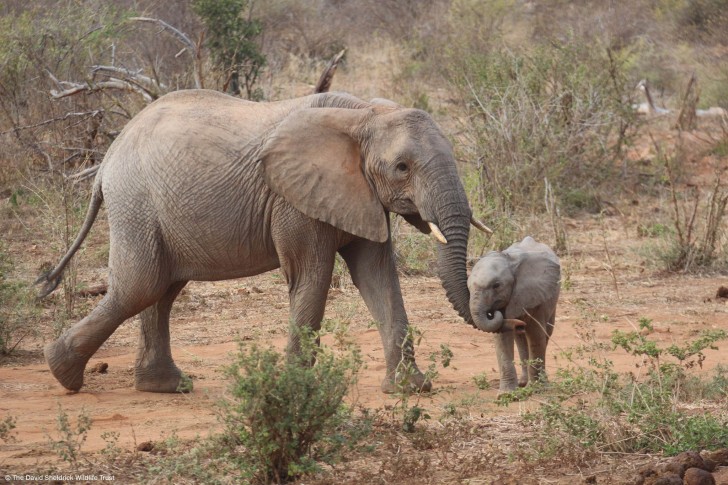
[45, 285, 165, 392]
[135, 281, 190, 393]
[45, 235, 172, 392]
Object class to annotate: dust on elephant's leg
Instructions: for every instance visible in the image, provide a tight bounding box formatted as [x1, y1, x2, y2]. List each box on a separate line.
[494, 331, 519, 394]
[339, 239, 431, 394]
[135, 281, 190, 393]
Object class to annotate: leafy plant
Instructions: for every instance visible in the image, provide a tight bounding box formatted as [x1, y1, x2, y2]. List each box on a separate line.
[0, 415, 17, 443]
[390, 329, 454, 433]
[100, 431, 121, 457]
[47, 405, 92, 467]
[219, 327, 366, 483]
[521, 323, 728, 456]
[193, 0, 266, 99]
[144, 432, 233, 484]
[472, 372, 491, 390]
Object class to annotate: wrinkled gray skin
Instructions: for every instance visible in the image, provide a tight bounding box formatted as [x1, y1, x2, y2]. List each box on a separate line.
[468, 237, 560, 393]
[38, 90, 478, 394]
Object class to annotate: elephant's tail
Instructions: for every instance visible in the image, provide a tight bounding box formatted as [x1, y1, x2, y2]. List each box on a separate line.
[35, 174, 104, 298]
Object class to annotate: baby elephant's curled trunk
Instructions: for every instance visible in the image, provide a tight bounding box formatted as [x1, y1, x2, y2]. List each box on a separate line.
[477, 310, 526, 334]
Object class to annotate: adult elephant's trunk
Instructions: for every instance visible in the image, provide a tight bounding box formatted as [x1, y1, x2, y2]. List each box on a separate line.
[422, 170, 476, 328]
[436, 209, 473, 326]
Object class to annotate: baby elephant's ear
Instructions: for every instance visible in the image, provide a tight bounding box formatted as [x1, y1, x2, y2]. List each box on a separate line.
[505, 248, 561, 318]
[260, 107, 389, 243]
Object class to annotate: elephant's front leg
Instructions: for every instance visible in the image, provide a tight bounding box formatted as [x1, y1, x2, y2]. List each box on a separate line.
[339, 238, 431, 393]
[135, 281, 191, 393]
[494, 331, 519, 394]
[515, 332, 530, 387]
[272, 218, 337, 361]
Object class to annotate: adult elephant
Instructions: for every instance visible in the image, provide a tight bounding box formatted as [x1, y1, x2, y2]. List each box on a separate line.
[38, 90, 491, 394]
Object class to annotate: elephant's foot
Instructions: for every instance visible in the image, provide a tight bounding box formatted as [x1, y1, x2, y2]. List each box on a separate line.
[498, 378, 519, 396]
[45, 338, 88, 392]
[497, 387, 518, 398]
[381, 367, 432, 394]
[135, 361, 193, 393]
[498, 377, 548, 398]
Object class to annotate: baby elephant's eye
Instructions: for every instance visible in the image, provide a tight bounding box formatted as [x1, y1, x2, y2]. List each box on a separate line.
[396, 162, 409, 173]
[492, 282, 501, 289]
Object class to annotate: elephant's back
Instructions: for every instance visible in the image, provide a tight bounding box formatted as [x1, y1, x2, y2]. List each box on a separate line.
[507, 236, 560, 265]
[99, 90, 287, 279]
[101, 90, 287, 182]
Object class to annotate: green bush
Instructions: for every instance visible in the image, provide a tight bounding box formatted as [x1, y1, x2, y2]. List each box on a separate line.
[193, 0, 266, 99]
[0, 415, 17, 443]
[521, 326, 728, 456]
[46, 405, 92, 467]
[219, 329, 367, 483]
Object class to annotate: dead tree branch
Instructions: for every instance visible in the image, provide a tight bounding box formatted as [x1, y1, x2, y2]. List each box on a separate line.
[674, 72, 698, 131]
[0, 110, 104, 136]
[91, 65, 167, 91]
[50, 79, 155, 103]
[131, 16, 202, 89]
[66, 164, 100, 182]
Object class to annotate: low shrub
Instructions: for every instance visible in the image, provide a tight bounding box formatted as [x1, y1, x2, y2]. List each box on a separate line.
[218, 328, 367, 483]
[520, 324, 728, 457]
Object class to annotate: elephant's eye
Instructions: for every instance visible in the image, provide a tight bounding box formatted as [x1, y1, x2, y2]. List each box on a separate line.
[396, 162, 409, 173]
[492, 282, 501, 289]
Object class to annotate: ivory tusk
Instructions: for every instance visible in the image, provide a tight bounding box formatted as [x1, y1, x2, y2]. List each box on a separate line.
[428, 222, 448, 244]
[470, 216, 493, 234]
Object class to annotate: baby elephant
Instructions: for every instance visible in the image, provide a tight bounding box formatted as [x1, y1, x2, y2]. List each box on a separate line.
[468, 236, 560, 393]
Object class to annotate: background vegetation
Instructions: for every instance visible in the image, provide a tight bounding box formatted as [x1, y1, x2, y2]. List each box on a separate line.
[0, 0, 726, 482]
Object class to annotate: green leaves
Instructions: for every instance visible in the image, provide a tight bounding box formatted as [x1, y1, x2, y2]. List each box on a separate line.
[219, 328, 366, 483]
[192, 0, 265, 99]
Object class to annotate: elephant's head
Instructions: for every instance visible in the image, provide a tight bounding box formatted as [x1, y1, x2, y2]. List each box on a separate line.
[260, 94, 490, 326]
[468, 238, 560, 333]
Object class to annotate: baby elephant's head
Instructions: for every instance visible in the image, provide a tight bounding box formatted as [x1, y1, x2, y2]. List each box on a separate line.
[468, 252, 523, 333]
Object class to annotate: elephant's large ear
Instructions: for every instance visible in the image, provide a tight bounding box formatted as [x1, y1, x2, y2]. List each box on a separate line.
[504, 238, 561, 319]
[260, 107, 389, 243]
